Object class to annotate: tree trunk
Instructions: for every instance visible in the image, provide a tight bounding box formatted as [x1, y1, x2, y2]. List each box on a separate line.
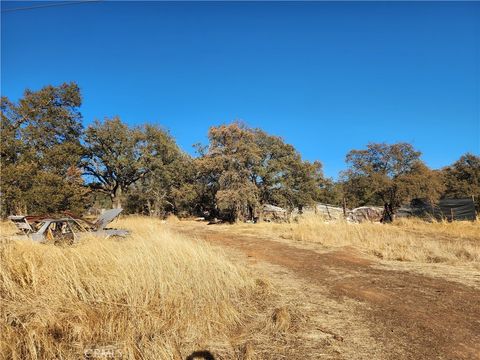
[381, 202, 394, 223]
[111, 187, 123, 209]
[153, 199, 161, 217]
[147, 199, 152, 216]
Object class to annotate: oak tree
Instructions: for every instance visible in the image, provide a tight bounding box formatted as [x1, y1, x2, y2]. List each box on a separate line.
[442, 153, 480, 211]
[342, 142, 444, 221]
[0, 83, 87, 216]
[83, 117, 183, 209]
[197, 122, 327, 221]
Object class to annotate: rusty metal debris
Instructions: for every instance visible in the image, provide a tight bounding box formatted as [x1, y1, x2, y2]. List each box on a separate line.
[264, 203, 383, 223]
[8, 209, 129, 244]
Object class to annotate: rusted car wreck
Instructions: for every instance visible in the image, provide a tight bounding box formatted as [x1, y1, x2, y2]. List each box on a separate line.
[8, 209, 129, 244]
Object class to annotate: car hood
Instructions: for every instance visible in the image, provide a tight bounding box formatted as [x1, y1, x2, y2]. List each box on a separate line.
[94, 209, 123, 230]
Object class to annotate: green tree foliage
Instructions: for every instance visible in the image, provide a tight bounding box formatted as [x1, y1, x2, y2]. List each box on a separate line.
[342, 143, 444, 219]
[0, 83, 88, 216]
[83, 117, 184, 209]
[252, 129, 326, 209]
[196, 123, 259, 221]
[4, 83, 473, 222]
[197, 122, 327, 221]
[317, 179, 344, 206]
[442, 153, 480, 210]
[125, 153, 198, 216]
[123, 126, 193, 216]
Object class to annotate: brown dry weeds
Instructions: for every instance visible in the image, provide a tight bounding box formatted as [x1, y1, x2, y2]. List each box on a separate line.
[0, 217, 304, 360]
[219, 215, 480, 267]
[172, 220, 480, 360]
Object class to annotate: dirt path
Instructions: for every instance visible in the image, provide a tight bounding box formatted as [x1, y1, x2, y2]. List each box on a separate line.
[172, 222, 480, 360]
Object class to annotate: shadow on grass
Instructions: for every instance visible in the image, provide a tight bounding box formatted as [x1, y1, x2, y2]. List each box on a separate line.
[186, 350, 215, 360]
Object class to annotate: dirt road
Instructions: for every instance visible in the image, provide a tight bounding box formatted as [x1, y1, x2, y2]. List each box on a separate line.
[171, 221, 480, 360]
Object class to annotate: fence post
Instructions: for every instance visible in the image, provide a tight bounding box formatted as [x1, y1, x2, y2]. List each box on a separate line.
[473, 195, 477, 220]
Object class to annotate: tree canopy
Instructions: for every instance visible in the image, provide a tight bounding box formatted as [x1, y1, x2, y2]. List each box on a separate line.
[1, 83, 88, 216]
[83, 117, 182, 209]
[442, 153, 480, 210]
[341, 143, 445, 220]
[196, 123, 327, 221]
[2, 83, 477, 222]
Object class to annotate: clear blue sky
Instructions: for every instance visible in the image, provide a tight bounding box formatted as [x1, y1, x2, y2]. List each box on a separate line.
[2, 1, 479, 178]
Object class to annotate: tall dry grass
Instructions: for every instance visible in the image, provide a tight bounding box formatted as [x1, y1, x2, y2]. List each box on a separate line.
[228, 215, 480, 265]
[0, 217, 296, 360]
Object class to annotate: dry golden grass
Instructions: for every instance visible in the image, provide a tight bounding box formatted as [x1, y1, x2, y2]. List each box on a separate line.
[227, 215, 480, 266]
[0, 217, 298, 360]
[393, 217, 480, 241]
[0, 220, 19, 237]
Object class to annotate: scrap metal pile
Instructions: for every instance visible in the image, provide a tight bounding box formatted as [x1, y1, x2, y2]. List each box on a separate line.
[262, 198, 476, 223]
[8, 209, 129, 244]
[269, 203, 383, 223]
